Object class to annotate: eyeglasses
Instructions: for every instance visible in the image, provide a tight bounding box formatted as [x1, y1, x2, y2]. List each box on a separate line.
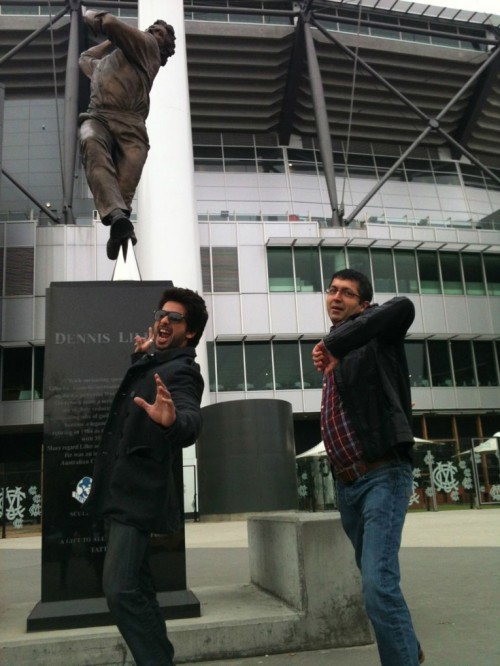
[325, 286, 361, 299]
[154, 310, 186, 323]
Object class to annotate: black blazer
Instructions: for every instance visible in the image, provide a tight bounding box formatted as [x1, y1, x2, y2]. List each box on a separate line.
[85, 347, 204, 533]
[323, 297, 415, 462]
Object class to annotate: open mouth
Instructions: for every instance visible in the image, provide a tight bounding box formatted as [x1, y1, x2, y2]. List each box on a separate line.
[157, 326, 171, 342]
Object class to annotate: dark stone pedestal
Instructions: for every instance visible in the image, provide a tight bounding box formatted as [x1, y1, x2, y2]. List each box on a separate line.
[28, 281, 200, 631]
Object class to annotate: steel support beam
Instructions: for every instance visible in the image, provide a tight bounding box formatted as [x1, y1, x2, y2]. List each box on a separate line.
[310, 16, 500, 223]
[279, 17, 306, 146]
[62, 0, 81, 224]
[303, 16, 341, 227]
[0, 5, 68, 68]
[2, 167, 61, 223]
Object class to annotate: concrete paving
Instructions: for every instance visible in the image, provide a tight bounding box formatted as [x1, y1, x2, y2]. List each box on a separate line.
[0, 509, 499, 665]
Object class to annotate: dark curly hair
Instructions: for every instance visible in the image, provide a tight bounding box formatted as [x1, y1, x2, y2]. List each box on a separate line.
[151, 20, 176, 66]
[158, 286, 208, 348]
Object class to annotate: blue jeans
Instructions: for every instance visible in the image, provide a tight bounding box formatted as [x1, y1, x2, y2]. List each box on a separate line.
[103, 520, 175, 666]
[337, 462, 420, 666]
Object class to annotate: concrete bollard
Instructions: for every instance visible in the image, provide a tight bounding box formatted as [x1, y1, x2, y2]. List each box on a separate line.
[248, 511, 373, 650]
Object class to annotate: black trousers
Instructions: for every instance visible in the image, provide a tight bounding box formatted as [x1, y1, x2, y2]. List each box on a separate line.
[103, 519, 175, 666]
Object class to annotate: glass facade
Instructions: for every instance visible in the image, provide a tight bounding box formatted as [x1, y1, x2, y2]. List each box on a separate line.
[193, 135, 500, 230]
[265, 246, 500, 296]
[207, 339, 499, 393]
[1, 346, 44, 401]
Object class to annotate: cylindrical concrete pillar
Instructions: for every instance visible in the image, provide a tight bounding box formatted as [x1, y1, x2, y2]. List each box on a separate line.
[197, 400, 299, 519]
[136, 0, 201, 291]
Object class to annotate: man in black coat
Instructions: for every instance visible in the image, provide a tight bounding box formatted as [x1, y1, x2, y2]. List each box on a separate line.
[85, 286, 208, 666]
[313, 269, 424, 665]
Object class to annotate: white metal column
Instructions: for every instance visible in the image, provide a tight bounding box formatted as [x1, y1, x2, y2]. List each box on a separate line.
[137, 1, 209, 499]
[137, 0, 201, 292]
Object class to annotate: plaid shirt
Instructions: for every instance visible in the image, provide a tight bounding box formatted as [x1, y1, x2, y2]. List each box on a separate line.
[321, 364, 363, 471]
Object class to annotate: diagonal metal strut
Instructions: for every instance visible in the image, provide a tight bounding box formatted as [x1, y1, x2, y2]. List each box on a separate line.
[310, 15, 500, 224]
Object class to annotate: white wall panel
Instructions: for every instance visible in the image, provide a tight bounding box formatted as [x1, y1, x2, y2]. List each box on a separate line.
[466, 297, 494, 335]
[443, 297, 470, 335]
[421, 295, 447, 334]
[406, 295, 424, 335]
[269, 293, 298, 334]
[239, 246, 268, 293]
[211, 294, 242, 334]
[410, 387, 433, 411]
[6, 221, 35, 246]
[478, 388, 500, 409]
[208, 223, 237, 245]
[33, 296, 46, 341]
[303, 389, 322, 413]
[430, 388, 459, 410]
[3, 297, 33, 341]
[241, 293, 270, 334]
[198, 223, 209, 245]
[237, 223, 264, 245]
[488, 298, 500, 333]
[35, 245, 66, 296]
[296, 293, 326, 335]
[65, 245, 96, 282]
[454, 388, 480, 409]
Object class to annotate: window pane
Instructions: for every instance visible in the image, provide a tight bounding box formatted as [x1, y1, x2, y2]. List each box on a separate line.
[193, 145, 223, 171]
[347, 248, 370, 277]
[273, 341, 301, 389]
[417, 252, 441, 294]
[300, 341, 324, 389]
[34, 347, 44, 399]
[321, 247, 346, 289]
[5, 247, 34, 296]
[294, 247, 321, 292]
[207, 341, 216, 390]
[395, 251, 419, 293]
[440, 253, 464, 295]
[462, 254, 485, 295]
[212, 247, 239, 292]
[2, 347, 32, 400]
[451, 341, 476, 386]
[256, 147, 285, 173]
[200, 247, 211, 292]
[371, 249, 396, 293]
[215, 342, 244, 391]
[244, 342, 272, 390]
[484, 254, 500, 296]
[405, 341, 430, 387]
[223, 146, 256, 172]
[267, 247, 294, 291]
[473, 342, 499, 386]
[287, 149, 317, 174]
[428, 341, 453, 386]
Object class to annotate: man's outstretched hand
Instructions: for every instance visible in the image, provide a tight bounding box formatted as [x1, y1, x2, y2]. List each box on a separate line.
[134, 373, 176, 428]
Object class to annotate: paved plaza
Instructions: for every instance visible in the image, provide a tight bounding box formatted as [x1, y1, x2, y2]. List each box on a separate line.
[0, 509, 499, 665]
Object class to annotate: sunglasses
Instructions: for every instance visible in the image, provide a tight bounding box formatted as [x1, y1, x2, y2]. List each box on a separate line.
[154, 310, 186, 323]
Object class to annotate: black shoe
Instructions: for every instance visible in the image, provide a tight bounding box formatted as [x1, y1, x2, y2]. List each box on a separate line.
[418, 647, 425, 664]
[106, 218, 137, 260]
[101, 208, 129, 227]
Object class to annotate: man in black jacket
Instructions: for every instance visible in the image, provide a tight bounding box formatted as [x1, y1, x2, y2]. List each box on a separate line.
[313, 269, 424, 666]
[85, 286, 208, 666]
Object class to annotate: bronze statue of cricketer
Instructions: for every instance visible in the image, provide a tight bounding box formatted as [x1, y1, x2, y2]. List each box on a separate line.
[79, 11, 175, 260]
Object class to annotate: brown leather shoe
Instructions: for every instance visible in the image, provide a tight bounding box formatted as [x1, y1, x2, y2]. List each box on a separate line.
[418, 647, 425, 663]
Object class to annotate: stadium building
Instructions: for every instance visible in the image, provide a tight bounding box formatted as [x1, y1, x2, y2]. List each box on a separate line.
[0, 1, 499, 508]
